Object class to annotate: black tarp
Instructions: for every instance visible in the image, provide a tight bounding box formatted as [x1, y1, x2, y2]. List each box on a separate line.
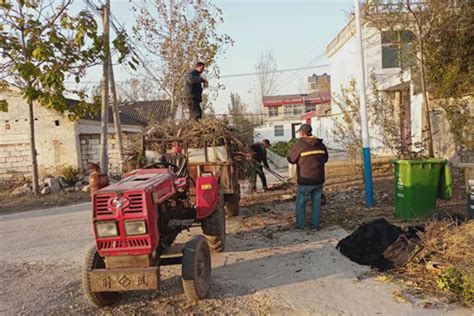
[336, 218, 403, 270]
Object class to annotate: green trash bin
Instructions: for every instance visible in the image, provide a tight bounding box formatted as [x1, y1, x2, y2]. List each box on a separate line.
[392, 159, 447, 219]
[438, 162, 453, 200]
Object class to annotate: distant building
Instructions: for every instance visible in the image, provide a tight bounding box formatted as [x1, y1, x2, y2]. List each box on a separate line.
[254, 92, 331, 143]
[307, 73, 331, 95]
[0, 88, 172, 183]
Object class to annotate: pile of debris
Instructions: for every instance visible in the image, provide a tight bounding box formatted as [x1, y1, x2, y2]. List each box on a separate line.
[10, 176, 90, 197]
[398, 219, 473, 305]
[338, 217, 473, 305]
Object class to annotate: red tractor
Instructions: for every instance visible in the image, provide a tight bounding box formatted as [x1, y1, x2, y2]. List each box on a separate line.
[81, 153, 226, 307]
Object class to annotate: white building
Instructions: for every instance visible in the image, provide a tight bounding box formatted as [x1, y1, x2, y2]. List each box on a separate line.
[326, 16, 423, 153]
[254, 93, 331, 144]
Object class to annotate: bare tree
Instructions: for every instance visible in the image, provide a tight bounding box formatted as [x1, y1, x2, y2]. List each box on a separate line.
[118, 78, 166, 102]
[228, 93, 256, 145]
[253, 50, 279, 108]
[133, 0, 233, 115]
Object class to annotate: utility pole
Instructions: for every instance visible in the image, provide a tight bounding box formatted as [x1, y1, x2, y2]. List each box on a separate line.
[354, 0, 375, 207]
[109, 52, 125, 175]
[99, 0, 110, 174]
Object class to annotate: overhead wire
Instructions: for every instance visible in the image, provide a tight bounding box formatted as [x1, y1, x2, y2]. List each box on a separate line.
[78, 0, 330, 101]
[272, 51, 328, 94]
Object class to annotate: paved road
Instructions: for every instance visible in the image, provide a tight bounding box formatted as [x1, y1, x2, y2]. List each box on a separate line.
[0, 203, 471, 315]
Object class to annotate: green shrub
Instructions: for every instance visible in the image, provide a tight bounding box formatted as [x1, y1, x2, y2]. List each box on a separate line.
[269, 139, 298, 157]
[437, 266, 473, 304]
[60, 164, 82, 185]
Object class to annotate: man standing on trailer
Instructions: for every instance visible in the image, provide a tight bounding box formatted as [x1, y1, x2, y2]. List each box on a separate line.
[249, 139, 271, 192]
[287, 124, 328, 230]
[184, 62, 208, 121]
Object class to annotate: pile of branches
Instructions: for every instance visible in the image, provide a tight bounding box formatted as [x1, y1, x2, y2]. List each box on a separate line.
[146, 117, 250, 149]
[395, 220, 473, 306]
[145, 117, 255, 178]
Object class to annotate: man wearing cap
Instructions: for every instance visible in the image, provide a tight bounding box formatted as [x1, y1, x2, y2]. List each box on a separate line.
[248, 139, 271, 192]
[183, 62, 208, 121]
[288, 124, 329, 230]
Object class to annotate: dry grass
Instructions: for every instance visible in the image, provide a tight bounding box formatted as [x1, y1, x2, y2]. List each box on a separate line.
[394, 220, 474, 306]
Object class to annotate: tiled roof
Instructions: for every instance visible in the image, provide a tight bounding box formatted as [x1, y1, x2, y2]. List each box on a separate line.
[67, 99, 145, 126]
[90, 107, 146, 126]
[119, 100, 173, 125]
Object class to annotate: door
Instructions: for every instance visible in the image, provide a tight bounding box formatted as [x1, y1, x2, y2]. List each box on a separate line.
[291, 123, 301, 139]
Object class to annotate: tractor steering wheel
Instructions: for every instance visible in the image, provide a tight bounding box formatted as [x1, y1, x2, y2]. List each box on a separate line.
[144, 161, 179, 173]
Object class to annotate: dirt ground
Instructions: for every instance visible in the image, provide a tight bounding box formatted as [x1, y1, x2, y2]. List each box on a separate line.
[0, 165, 470, 315]
[0, 189, 90, 214]
[1, 202, 471, 315]
[242, 165, 468, 231]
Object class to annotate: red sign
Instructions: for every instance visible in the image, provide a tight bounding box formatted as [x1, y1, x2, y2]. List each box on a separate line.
[263, 93, 331, 107]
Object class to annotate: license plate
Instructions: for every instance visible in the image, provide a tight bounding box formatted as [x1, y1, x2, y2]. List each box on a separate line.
[90, 267, 159, 292]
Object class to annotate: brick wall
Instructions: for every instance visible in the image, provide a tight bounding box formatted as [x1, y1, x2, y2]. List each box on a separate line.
[0, 142, 32, 182]
[0, 92, 81, 184]
[80, 133, 132, 173]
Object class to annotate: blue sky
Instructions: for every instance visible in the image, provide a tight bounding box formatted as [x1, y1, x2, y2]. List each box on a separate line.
[72, 0, 354, 113]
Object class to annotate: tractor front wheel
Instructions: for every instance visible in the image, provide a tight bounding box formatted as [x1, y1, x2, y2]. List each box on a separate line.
[181, 236, 211, 300]
[81, 245, 120, 307]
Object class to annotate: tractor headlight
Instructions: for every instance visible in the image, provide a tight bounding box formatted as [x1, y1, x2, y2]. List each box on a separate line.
[95, 221, 118, 237]
[124, 220, 147, 236]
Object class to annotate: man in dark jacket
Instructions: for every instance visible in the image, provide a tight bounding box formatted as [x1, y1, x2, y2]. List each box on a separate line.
[287, 124, 328, 230]
[184, 62, 208, 120]
[249, 139, 271, 192]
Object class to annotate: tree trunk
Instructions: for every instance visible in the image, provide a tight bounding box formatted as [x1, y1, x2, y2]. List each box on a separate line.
[28, 100, 40, 195]
[99, 1, 110, 174]
[418, 39, 434, 158]
[108, 52, 124, 175]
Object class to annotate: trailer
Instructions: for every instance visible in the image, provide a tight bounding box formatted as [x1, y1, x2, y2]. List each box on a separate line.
[142, 135, 241, 216]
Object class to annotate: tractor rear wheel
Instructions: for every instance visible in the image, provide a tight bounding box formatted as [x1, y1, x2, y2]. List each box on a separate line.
[181, 236, 211, 301]
[224, 191, 240, 217]
[201, 193, 226, 252]
[81, 245, 120, 307]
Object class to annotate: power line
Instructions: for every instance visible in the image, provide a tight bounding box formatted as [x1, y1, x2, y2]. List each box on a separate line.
[77, 0, 330, 91]
[65, 62, 329, 85]
[219, 64, 328, 78]
[272, 52, 327, 94]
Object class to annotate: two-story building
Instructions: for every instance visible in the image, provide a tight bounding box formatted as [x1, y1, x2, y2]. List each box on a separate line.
[325, 13, 423, 154]
[254, 92, 331, 143]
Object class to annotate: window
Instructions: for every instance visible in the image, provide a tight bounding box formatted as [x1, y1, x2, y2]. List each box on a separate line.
[268, 107, 279, 117]
[382, 30, 415, 69]
[305, 104, 316, 113]
[284, 104, 303, 116]
[274, 125, 284, 137]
